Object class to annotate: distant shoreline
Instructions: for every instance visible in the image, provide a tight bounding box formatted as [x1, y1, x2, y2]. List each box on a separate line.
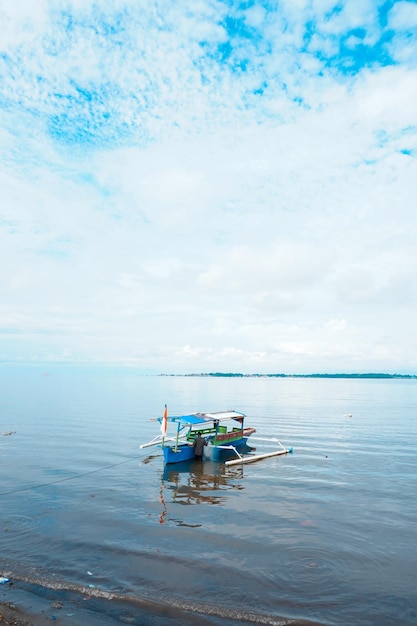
[160, 373, 417, 379]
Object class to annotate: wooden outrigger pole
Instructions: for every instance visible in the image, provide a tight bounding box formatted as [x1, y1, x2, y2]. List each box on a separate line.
[221, 436, 293, 466]
[225, 447, 292, 466]
[140, 434, 187, 449]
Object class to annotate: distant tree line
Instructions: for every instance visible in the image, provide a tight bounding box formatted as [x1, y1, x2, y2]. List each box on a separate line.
[161, 372, 416, 379]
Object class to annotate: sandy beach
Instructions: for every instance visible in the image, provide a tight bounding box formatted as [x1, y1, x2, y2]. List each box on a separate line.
[0, 583, 68, 626]
[0, 601, 37, 626]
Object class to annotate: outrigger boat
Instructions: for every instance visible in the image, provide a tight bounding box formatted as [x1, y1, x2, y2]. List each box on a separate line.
[140, 406, 292, 465]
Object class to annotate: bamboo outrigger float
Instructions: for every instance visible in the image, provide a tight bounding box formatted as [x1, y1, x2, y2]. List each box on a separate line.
[140, 407, 293, 465]
[223, 442, 292, 466]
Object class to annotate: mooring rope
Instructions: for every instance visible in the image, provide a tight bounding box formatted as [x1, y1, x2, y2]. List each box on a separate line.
[0, 454, 144, 497]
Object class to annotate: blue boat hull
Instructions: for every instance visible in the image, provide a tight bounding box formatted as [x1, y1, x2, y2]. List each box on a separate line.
[208, 437, 249, 462]
[163, 437, 251, 464]
[163, 444, 195, 464]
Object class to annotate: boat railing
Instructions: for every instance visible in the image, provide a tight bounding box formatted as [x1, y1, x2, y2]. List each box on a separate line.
[186, 427, 216, 441]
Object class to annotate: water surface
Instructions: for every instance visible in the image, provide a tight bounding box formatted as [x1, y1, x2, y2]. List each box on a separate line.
[1, 369, 416, 625]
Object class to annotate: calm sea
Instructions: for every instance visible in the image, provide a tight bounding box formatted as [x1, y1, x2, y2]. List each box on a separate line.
[0, 369, 416, 626]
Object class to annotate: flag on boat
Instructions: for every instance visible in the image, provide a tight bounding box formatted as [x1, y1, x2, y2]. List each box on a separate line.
[161, 404, 168, 437]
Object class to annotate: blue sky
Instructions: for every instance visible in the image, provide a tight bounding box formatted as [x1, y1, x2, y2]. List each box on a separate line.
[1, 0, 417, 374]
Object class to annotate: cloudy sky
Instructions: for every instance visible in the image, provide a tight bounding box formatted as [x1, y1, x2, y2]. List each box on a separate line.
[1, 0, 417, 374]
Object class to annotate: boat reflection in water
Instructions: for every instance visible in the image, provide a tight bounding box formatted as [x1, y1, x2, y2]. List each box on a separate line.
[159, 451, 252, 525]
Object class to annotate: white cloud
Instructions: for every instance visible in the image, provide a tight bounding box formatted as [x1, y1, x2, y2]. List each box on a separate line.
[244, 5, 267, 29]
[325, 318, 348, 331]
[0, 1, 49, 48]
[198, 242, 329, 295]
[388, 1, 417, 29]
[319, 1, 378, 36]
[0, 0, 417, 373]
[355, 67, 417, 130]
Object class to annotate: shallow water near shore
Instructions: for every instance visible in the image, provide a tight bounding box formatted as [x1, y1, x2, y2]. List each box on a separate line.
[1, 369, 416, 625]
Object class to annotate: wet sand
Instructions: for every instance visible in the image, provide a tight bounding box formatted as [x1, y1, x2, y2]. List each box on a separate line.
[5, 567, 323, 626]
[1, 578, 327, 626]
[0, 601, 37, 625]
[0, 584, 70, 626]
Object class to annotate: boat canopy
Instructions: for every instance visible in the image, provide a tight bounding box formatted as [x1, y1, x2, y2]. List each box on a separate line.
[163, 410, 246, 426]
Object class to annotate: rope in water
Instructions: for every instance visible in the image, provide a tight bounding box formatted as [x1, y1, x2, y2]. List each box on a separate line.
[0, 454, 144, 497]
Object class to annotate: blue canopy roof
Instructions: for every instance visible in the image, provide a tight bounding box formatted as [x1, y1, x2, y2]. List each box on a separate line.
[162, 410, 246, 426]
[169, 414, 206, 425]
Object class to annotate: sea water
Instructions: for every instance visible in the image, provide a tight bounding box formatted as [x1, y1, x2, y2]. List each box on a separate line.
[0, 368, 416, 625]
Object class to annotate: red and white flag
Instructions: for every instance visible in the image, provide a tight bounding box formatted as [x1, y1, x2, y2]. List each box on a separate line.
[161, 404, 168, 437]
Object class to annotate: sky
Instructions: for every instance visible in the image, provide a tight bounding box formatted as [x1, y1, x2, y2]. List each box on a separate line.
[1, 0, 417, 375]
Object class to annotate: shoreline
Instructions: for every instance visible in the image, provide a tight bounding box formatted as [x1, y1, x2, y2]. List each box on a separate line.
[0, 601, 37, 626]
[0, 583, 78, 626]
[1, 582, 327, 626]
